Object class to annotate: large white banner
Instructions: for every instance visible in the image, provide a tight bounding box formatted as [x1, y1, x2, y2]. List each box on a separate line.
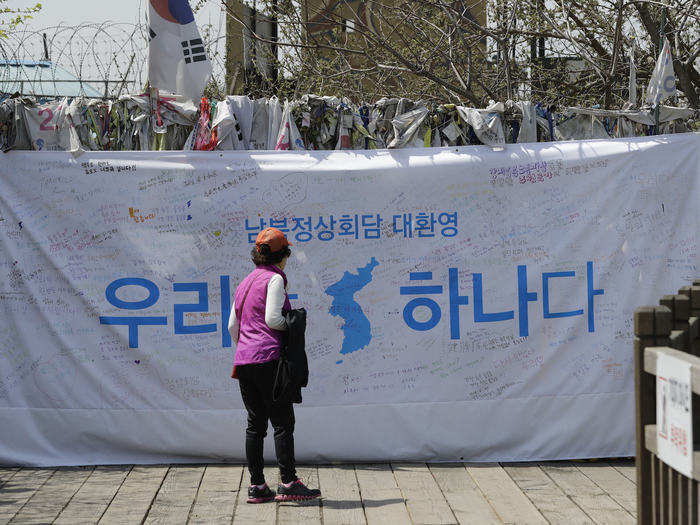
[1, 134, 698, 466]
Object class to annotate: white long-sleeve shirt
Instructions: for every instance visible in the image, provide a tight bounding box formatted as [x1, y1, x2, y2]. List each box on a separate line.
[227, 273, 288, 344]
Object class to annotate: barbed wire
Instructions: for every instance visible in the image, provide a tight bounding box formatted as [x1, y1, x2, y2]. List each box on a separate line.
[0, 18, 228, 100]
[1, 0, 697, 106]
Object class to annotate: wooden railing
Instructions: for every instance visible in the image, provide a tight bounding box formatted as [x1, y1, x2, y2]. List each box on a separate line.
[635, 279, 700, 524]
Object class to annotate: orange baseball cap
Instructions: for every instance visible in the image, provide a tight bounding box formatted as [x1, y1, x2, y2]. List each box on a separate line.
[255, 227, 292, 252]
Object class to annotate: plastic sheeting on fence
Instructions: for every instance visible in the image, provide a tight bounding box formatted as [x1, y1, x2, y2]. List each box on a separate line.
[1, 91, 697, 152]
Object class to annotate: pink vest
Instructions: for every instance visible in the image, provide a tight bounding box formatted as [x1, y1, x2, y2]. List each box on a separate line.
[233, 265, 291, 365]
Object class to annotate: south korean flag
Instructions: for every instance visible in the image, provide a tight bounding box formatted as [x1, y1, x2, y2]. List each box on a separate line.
[645, 37, 676, 107]
[148, 0, 212, 101]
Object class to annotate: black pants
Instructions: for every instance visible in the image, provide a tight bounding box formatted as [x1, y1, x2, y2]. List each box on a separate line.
[237, 359, 297, 485]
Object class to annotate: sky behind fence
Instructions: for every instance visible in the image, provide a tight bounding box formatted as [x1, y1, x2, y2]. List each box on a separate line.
[2, 0, 228, 98]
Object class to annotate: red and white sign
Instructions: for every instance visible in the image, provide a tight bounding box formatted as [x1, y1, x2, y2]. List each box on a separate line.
[657, 353, 693, 478]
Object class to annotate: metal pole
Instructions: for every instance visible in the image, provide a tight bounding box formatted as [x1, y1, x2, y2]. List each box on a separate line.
[537, 0, 545, 60]
[116, 54, 135, 99]
[654, 7, 666, 134]
[271, 0, 278, 83]
[42, 33, 49, 61]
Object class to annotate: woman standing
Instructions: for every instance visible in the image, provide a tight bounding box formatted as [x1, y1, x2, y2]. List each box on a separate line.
[228, 227, 321, 503]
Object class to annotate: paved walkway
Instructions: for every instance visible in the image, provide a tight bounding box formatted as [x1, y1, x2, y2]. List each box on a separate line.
[0, 460, 636, 524]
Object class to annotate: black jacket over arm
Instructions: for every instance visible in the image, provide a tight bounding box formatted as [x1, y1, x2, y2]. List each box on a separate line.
[273, 308, 308, 403]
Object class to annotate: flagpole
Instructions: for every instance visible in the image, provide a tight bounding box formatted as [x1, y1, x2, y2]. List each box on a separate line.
[149, 84, 158, 150]
[654, 7, 666, 134]
[628, 37, 636, 108]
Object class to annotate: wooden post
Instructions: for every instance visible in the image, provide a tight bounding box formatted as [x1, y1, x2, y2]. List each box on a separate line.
[669, 468, 678, 523]
[662, 293, 690, 330]
[651, 455, 659, 524]
[693, 479, 699, 523]
[681, 284, 700, 356]
[679, 475, 689, 524]
[693, 284, 700, 317]
[693, 283, 700, 522]
[691, 286, 700, 355]
[635, 305, 671, 524]
[673, 291, 690, 330]
[660, 462, 669, 522]
[661, 294, 691, 350]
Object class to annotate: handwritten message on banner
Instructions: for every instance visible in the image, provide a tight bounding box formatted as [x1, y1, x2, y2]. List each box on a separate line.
[0, 134, 698, 466]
